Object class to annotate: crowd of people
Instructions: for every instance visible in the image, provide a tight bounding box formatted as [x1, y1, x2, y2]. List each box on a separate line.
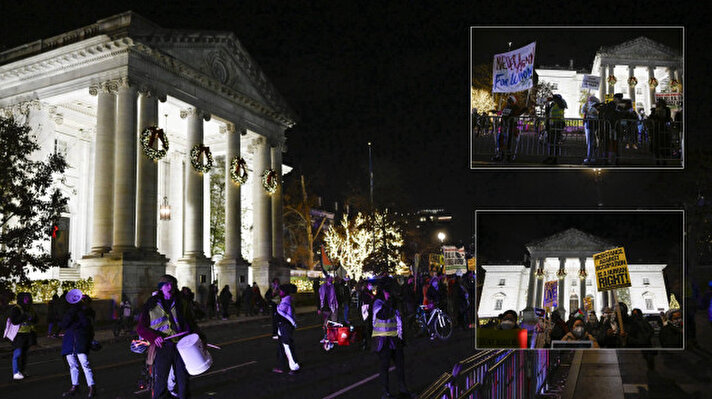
[482, 303, 683, 351]
[474, 93, 681, 165]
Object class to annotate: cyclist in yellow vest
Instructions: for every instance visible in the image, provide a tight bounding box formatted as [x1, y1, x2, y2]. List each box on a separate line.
[372, 278, 414, 399]
[543, 94, 567, 164]
[136, 275, 204, 399]
[8, 292, 38, 380]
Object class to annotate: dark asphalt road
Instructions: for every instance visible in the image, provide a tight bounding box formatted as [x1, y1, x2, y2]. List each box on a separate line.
[0, 313, 474, 398]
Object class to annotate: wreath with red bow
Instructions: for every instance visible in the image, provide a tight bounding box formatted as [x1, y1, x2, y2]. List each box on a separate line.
[190, 144, 213, 173]
[261, 169, 278, 194]
[140, 126, 169, 160]
[230, 156, 248, 185]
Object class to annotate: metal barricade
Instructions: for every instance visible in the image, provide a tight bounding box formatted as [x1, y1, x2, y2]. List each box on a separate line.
[419, 350, 560, 399]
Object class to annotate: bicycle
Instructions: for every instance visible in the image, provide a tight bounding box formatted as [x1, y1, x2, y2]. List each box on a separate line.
[409, 305, 453, 341]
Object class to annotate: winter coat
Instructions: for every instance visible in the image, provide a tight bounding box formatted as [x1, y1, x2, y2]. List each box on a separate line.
[371, 297, 403, 352]
[659, 324, 682, 348]
[136, 294, 202, 344]
[60, 304, 94, 356]
[276, 296, 296, 344]
[9, 304, 38, 349]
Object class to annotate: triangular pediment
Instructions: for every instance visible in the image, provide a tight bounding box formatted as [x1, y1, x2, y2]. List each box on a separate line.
[526, 228, 616, 254]
[134, 31, 295, 121]
[597, 36, 680, 61]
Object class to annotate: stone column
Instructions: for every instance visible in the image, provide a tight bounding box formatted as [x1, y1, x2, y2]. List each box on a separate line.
[112, 79, 138, 253]
[647, 66, 656, 112]
[251, 136, 273, 293]
[214, 123, 248, 295]
[579, 257, 587, 309]
[607, 64, 615, 95]
[534, 258, 544, 308]
[271, 137, 285, 261]
[558, 257, 566, 314]
[176, 107, 213, 291]
[599, 64, 606, 101]
[526, 256, 537, 308]
[628, 65, 636, 104]
[88, 81, 117, 254]
[136, 87, 159, 252]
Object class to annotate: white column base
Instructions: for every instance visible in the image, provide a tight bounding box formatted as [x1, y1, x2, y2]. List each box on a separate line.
[175, 254, 214, 294]
[214, 257, 249, 297]
[79, 252, 167, 305]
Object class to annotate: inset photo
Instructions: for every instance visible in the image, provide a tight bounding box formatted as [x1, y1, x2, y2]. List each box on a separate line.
[474, 210, 683, 350]
[470, 27, 683, 168]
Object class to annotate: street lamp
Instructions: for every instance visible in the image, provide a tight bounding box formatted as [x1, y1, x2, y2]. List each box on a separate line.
[437, 232, 446, 244]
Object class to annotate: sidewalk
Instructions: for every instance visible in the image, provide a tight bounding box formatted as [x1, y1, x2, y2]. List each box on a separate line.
[564, 350, 624, 399]
[0, 305, 317, 359]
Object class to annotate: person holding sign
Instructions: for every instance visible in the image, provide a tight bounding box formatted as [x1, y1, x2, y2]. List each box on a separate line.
[562, 318, 600, 348]
[581, 95, 600, 164]
[543, 94, 567, 165]
[493, 96, 524, 162]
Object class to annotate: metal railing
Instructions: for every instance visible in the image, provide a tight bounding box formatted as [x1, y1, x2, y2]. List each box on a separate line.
[472, 115, 682, 166]
[419, 350, 560, 399]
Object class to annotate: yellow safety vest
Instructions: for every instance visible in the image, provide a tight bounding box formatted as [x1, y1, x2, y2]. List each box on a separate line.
[15, 305, 37, 334]
[148, 300, 179, 341]
[550, 104, 564, 120]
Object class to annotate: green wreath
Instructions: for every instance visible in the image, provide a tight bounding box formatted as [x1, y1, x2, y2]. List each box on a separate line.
[261, 169, 279, 194]
[190, 144, 213, 173]
[230, 156, 248, 185]
[140, 126, 169, 160]
[627, 76, 638, 87]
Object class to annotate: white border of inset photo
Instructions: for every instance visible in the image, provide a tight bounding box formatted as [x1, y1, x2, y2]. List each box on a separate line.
[469, 26, 685, 170]
[473, 208, 684, 351]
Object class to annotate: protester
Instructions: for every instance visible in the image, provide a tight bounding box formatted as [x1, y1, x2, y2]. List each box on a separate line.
[372, 278, 414, 399]
[207, 281, 218, 319]
[252, 282, 266, 315]
[581, 95, 600, 164]
[493, 95, 524, 162]
[47, 293, 61, 338]
[337, 278, 351, 324]
[60, 289, 97, 397]
[318, 275, 338, 330]
[241, 284, 254, 316]
[543, 94, 567, 164]
[562, 318, 600, 348]
[265, 278, 281, 338]
[8, 292, 37, 380]
[119, 293, 133, 334]
[273, 283, 300, 375]
[218, 285, 232, 320]
[360, 281, 376, 351]
[660, 308, 683, 348]
[498, 310, 519, 330]
[549, 310, 568, 341]
[136, 274, 205, 399]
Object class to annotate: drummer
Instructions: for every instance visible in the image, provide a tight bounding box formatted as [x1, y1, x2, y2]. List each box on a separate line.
[136, 274, 205, 399]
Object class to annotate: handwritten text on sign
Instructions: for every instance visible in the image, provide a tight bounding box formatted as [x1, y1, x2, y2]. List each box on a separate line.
[492, 42, 536, 93]
[594, 247, 632, 291]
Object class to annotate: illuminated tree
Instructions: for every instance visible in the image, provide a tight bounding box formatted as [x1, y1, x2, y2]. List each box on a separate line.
[323, 210, 404, 280]
[471, 87, 495, 113]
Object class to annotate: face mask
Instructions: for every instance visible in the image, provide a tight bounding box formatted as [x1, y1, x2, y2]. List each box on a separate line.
[500, 320, 515, 330]
[573, 326, 585, 338]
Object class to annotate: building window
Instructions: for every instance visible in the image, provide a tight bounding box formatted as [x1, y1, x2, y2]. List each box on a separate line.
[586, 279, 592, 286]
[551, 83, 558, 90]
[495, 299, 503, 311]
[572, 279, 577, 287]
[645, 298, 653, 310]
[636, 87, 643, 95]
[498, 279, 505, 286]
[643, 278, 650, 285]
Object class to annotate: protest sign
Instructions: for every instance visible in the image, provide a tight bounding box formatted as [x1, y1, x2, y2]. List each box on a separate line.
[492, 42, 536, 93]
[594, 247, 631, 292]
[443, 246, 467, 275]
[467, 257, 476, 271]
[581, 74, 601, 90]
[543, 280, 558, 308]
[583, 296, 593, 312]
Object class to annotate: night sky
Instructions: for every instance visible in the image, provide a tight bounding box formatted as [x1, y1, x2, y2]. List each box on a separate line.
[1, 2, 710, 245]
[472, 27, 682, 71]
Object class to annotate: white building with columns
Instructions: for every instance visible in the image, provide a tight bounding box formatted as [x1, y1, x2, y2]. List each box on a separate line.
[536, 36, 682, 118]
[0, 12, 295, 303]
[477, 228, 670, 318]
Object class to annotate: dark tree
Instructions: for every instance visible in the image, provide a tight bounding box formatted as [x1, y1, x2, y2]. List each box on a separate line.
[0, 117, 68, 296]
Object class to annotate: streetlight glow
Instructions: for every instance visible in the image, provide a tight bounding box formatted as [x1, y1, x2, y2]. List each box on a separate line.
[437, 232, 446, 243]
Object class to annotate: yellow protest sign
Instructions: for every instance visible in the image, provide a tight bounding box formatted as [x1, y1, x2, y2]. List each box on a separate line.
[594, 247, 631, 291]
[429, 253, 444, 266]
[467, 257, 476, 271]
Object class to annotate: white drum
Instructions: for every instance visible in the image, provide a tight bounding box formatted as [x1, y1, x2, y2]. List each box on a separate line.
[176, 333, 213, 375]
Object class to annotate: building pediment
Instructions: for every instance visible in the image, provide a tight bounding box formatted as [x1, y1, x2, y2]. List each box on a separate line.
[596, 36, 681, 62]
[526, 228, 616, 255]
